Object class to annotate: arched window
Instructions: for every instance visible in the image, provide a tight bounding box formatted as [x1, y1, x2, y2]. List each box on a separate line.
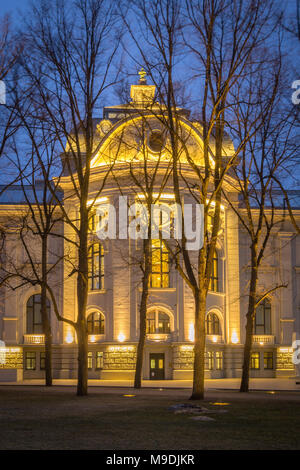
[209, 250, 219, 292]
[158, 312, 170, 334]
[88, 243, 104, 290]
[26, 294, 50, 334]
[87, 311, 105, 335]
[150, 239, 169, 288]
[254, 298, 271, 335]
[146, 308, 171, 334]
[206, 312, 220, 335]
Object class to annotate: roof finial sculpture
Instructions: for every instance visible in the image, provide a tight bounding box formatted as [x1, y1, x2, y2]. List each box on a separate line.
[130, 67, 155, 105]
[138, 67, 147, 84]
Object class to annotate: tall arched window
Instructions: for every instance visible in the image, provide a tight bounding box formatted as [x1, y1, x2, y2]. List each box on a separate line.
[254, 298, 271, 335]
[87, 311, 105, 335]
[206, 312, 220, 335]
[146, 308, 171, 334]
[150, 239, 169, 288]
[26, 294, 50, 334]
[88, 243, 104, 290]
[209, 250, 219, 292]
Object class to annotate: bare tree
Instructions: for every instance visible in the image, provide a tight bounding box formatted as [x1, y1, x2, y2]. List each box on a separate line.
[7, 126, 63, 386]
[18, 0, 121, 395]
[106, 85, 172, 387]
[278, 0, 300, 41]
[0, 14, 23, 186]
[122, 0, 277, 399]
[224, 55, 296, 392]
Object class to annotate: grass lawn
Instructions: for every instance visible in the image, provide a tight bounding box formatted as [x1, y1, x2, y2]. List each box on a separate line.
[0, 385, 300, 449]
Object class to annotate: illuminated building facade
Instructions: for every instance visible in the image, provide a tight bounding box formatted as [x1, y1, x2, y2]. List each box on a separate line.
[0, 74, 299, 382]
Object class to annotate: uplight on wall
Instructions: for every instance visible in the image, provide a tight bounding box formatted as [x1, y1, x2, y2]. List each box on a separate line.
[117, 333, 126, 343]
[87, 196, 108, 206]
[89, 335, 96, 343]
[65, 330, 74, 344]
[212, 335, 217, 343]
[231, 330, 239, 344]
[188, 323, 195, 342]
[108, 346, 134, 352]
[180, 345, 194, 351]
[137, 193, 175, 200]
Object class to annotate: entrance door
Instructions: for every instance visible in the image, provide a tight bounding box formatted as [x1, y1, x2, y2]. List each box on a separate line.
[150, 353, 165, 380]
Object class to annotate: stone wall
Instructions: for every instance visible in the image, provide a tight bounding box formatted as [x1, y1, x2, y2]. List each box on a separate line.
[103, 346, 137, 370]
[276, 349, 294, 370]
[0, 348, 23, 369]
[173, 345, 194, 370]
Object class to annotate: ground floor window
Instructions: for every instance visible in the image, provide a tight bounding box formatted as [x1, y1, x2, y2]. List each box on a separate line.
[215, 351, 223, 370]
[87, 351, 104, 370]
[264, 352, 273, 370]
[205, 351, 214, 370]
[96, 352, 103, 369]
[250, 352, 260, 369]
[205, 350, 223, 371]
[88, 352, 93, 370]
[40, 352, 46, 370]
[25, 352, 36, 370]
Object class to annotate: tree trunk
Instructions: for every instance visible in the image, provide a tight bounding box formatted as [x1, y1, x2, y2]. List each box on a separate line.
[43, 320, 52, 387]
[190, 288, 206, 400]
[134, 237, 151, 389]
[134, 294, 147, 389]
[240, 247, 258, 393]
[41, 236, 52, 386]
[76, 321, 88, 396]
[76, 205, 89, 396]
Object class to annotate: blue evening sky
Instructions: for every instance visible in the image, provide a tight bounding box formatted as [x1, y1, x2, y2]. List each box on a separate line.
[0, 0, 27, 17]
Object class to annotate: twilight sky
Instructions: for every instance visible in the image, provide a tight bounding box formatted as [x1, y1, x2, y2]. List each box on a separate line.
[0, 0, 27, 17]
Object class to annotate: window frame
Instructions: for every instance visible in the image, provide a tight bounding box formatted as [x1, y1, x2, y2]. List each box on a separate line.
[254, 298, 271, 335]
[96, 351, 104, 370]
[40, 351, 46, 370]
[146, 311, 156, 334]
[206, 312, 220, 336]
[88, 352, 93, 370]
[87, 311, 105, 335]
[208, 250, 219, 292]
[88, 243, 104, 291]
[26, 294, 50, 335]
[150, 239, 169, 288]
[205, 351, 213, 370]
[264, 351, 273, 370]
[250, 352, 260, 370]
[25, 351, 36, 371]
[146, 308, 172, 335]
[158, 312, 170, 334]
[215, 351, 223, 370]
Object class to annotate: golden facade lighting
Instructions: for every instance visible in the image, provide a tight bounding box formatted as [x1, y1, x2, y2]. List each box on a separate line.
[87, 196, 108, 206]
[188, 323, 195, 342]
[117, 333, 126, 343]
[231, 330, 239, 344]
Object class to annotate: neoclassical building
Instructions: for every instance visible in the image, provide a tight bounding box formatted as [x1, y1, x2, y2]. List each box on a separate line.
[0, 75, 299, 382]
